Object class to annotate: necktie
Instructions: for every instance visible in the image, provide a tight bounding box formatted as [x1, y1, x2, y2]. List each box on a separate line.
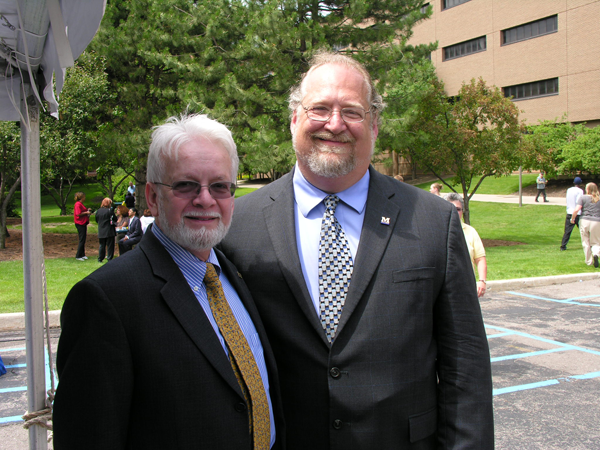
[204, 263, 270, 450]
[318, 194, 354, 343]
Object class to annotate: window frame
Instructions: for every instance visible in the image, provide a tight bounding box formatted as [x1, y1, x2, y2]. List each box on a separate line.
[442, 0, 471, 11]
[502, 15, 558, 46]
[443, 36, 487, 61]
[503, 78, 559, 101]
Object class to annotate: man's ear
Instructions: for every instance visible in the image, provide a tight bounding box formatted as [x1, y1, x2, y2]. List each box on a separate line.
[146, 183, 160, 218]
[290, 110, 298, 136]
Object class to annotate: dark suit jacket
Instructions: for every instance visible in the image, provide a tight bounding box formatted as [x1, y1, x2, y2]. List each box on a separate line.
[54, 230, 285, 449]
[95, 207, 116, 239]
[124, 216, 143, 245]
[219, 167, 493, 450]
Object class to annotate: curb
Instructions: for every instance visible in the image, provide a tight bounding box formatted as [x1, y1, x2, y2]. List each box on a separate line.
[487, 272, 600, 292]
[1, 273, 598, 332]
[0, 311, 61, 332]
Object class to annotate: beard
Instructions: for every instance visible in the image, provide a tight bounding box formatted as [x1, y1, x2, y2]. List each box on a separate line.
[294, 131, 357, 178]
[156, 197, 230, 253]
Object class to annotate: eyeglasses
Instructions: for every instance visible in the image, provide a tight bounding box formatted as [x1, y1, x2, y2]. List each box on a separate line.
[302, 105, 372, 124]
[151, 181, 236, 199]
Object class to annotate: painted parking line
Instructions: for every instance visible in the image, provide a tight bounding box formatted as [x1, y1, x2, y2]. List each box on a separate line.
[0, 347, 55, 424]
[487, 324, 600, 396]
[506, 291, 600, 307]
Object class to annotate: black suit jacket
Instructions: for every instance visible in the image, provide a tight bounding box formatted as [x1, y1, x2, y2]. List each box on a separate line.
[95, 207, 116, 239]
[220, 167, 493, 450]
[124, 216, 143, 245]
[54, 230, 285, 449]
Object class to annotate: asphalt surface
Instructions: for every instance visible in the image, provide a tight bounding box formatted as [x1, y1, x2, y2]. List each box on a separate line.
[2, 276, 600, 449]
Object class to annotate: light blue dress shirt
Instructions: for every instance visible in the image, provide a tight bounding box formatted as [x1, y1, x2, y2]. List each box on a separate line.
[293, 164, 370, 316]
[152, 225, 275, 447]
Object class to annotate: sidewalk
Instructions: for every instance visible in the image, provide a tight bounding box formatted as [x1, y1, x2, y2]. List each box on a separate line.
[471, 193, 565, 207]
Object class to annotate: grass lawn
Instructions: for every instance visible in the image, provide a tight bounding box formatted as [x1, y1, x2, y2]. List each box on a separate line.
[414, 174, 539, 195]
[1, 182, 595, 314]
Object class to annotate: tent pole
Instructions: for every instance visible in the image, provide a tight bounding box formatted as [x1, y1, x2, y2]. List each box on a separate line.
[21, 85, 48, 449]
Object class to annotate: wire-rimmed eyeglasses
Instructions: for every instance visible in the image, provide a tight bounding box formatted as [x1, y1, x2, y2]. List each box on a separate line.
[302, 105, 372, 124]
[151, 181, 236, 199]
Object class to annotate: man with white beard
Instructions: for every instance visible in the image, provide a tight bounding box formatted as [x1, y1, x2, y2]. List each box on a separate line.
[53, 115, 284, 450]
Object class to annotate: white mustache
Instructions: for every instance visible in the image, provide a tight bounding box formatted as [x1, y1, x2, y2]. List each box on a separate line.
[312, 131, 355, 145]
[185, 211, 221, 219]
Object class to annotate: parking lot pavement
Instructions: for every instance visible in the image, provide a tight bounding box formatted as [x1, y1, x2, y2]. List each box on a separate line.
[481, 278, 600, 450]
[1, 278, 599, 449]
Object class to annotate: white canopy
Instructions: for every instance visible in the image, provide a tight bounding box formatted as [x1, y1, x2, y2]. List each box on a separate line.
[0, 0, 106, 121]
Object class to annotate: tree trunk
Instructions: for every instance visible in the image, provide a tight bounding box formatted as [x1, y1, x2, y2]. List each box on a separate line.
[0, 175, 21, 249]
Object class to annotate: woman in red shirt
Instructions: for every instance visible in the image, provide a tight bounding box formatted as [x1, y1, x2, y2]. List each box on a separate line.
[73, 192, 92, 261]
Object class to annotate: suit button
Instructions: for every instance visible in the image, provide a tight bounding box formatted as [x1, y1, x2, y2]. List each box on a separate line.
[234, 402, 247, 413]
[333, 419, 343, 430]
[330, 367, 341, 378]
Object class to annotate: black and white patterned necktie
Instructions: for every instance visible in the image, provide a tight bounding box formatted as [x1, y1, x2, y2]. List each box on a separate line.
[318, 194, 354, 343]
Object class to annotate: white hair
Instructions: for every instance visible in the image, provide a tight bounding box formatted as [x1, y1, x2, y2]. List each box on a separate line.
[147, 114, 239, 183]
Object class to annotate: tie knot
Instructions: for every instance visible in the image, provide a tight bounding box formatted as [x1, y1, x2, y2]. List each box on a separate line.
[204, 262, 219, 285]
[324, 194, 341, 213]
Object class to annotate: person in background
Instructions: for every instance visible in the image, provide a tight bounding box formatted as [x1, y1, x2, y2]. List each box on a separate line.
[140, 208, 155, 233]
[124, 191, 135, 208]
[570, 182, 600, 268]
[535, 171, 549, 202]
[445, 192, 488, 297]
[73, 192, 92, 261]
[118, 207, 143, 255]
[220, 51, 493, 449]
[115, 204, 130, 241]
[127, 181, 136, 197]
[430, 182, 443, 196]
[95, 198, 117, 262]
[561, 177, 584, 251]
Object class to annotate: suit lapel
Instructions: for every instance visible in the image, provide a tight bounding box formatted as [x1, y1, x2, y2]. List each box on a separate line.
[335, 168, 401, 338]
[139, 233, 245, 398]
[262, 173, 326, 339]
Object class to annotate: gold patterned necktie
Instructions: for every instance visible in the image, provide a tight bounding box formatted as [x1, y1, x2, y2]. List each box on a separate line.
[204, 263, 270, 450]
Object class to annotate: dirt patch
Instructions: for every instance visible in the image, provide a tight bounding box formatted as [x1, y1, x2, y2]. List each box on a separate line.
[482, 239, 525, 248]
[1, 219, 102, 262]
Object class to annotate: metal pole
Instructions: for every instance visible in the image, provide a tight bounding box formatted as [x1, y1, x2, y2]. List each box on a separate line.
[519, 166, 523, 207]
[21, 86, 48, 449]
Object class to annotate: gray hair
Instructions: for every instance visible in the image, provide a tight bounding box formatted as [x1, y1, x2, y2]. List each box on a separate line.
[288, 50, 385, 125]
[147, 114, 239, 183]
[444, 192, 464, 208]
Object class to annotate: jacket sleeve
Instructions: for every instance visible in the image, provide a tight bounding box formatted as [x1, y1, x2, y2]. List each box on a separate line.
[53, 279, 133, 449]
[435, 210, 494, 449]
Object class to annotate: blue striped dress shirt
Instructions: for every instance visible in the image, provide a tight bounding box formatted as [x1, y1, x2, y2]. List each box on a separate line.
[152, 225, 275, 447]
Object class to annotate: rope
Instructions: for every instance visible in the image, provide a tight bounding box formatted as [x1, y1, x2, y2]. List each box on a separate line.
[21, 261, 55, 440]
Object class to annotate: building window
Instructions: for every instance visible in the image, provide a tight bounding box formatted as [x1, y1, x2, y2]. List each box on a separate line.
[443, 36, 486, 61]
[503, 78, 558, 101]
[442, 0, 471, 10]
[420, 3, 430, 14]
[502, 15, 558, 45]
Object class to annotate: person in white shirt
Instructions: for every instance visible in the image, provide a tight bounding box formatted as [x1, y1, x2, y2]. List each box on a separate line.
[560, 177, 584, 251]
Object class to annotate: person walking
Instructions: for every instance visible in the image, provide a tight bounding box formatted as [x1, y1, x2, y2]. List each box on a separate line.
[535, 171, 549, 202]
[73, 192, 92, 261]
[560, 177, 584, 251]
[571, 182, 600, 268]
[95, 197, 117, 262]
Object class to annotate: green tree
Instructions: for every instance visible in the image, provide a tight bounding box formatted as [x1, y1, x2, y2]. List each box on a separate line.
[89, 0, 435, 192]
[561, 125, 600, 176]
[0, 121, 21, 249]
[398, 77, 528, 224]
[523, 118, 580, 177]
[40, 54, 114, 214]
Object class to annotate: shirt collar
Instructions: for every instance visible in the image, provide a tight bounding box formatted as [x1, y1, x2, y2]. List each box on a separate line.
[293, 163, 370, 218]
[152, 224, 221, 276]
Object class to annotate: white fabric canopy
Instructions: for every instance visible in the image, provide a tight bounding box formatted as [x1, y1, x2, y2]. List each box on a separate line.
[0, 0, 106, 122]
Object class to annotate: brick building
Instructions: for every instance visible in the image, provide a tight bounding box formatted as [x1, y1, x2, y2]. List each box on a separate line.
[410, 0, 600, 127]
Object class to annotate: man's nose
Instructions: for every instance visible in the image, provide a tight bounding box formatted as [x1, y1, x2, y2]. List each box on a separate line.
[324, 110, 348, 134]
